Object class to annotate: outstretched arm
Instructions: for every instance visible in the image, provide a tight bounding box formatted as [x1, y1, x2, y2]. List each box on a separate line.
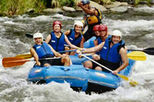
[78, 2, 97, 15]
[83, 42, 104, 53]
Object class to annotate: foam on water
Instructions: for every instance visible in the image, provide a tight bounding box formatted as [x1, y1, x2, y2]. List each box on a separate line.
[105, 19, 154, 36]
[133, 5, 154, 13]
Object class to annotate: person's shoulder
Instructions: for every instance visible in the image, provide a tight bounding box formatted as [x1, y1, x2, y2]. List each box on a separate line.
[65, 30, 71, 35]
[119, 47, 127, 54]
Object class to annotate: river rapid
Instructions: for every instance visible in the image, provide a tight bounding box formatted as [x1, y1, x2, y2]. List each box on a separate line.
[0, 6, 154, 102]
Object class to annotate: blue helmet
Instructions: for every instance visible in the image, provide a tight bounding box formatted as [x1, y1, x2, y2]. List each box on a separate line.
[81, 0, 90, 5]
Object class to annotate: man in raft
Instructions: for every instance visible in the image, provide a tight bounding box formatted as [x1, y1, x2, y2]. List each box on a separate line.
[78, 0, 102, 41]
[79, 30, 129, 75]
[30, 32, 71, 67]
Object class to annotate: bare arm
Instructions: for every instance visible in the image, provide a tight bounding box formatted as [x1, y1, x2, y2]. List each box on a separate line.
[80, 37, 85, 48]
[64, 30, 71, 36]
[30, 48, 40, 66]
[78, 2, 97, 15]
[64, 35, 79, 49]
[93, 39, 98, 46]
[113, 48, 129, 74]
[83, 42, 104, 53]
[45, 34, 51, 44]
[48, 44, 62, 57]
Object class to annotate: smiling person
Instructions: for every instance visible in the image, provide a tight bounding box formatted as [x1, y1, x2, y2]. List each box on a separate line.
[30, 32, 71, 67]
[45, 20, 80, 53]
[82, 30, 129, 75]
[64, 20, 84, 55]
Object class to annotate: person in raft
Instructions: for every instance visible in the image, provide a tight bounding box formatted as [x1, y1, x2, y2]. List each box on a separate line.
[79, 30, 129, 75]
[78, 0, 102, 41]
[45, 20, 82, 54]
[64, 20, 85, 55]
[30, 32, 71, 67]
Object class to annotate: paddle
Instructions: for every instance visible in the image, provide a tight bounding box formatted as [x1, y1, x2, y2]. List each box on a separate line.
[127, 51, 146, 61]
[80, 54, 138, 86]
[2, 57, 60, 68]
[16, 53, 32, 59]
[25, 33, 33, 38]
[128, 47, 154, 55]
[15, 50, 77, 59]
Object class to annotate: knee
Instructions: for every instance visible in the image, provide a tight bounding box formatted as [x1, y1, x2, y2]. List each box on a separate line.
[65, 46, 70, 50]
[83, 61, 93, 69]
[92, 54, 100, 60]
[61, 55, 71, 65]
[95, 66, 102, 71]
[44, 63, 50, 67]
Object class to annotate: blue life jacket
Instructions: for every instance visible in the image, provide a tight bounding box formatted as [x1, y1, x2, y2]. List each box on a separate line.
[67, 29, 83, 47]
[49, 31, 65, 51]
[97, 37, 102, 45]
[33, 42, 54, 58]
[100, 36, 125, 64]
[95, 35, 112, 54]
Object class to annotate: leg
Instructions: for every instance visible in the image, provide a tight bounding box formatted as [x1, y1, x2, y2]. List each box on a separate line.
[95, 66, 103, 71]
[61, 54, 71, 66]
[44, 63, 51, 67]
[64, 46, 70, 55]
[92, 54, 100, 60]
[83, 60, 93, 69]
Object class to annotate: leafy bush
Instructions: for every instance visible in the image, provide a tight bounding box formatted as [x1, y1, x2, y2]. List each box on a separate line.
[51, 0, 75, 8]
[0, 0, 45, 16]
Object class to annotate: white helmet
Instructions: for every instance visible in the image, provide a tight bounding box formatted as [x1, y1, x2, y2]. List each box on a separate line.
[74, 20, 83, 28]
[33, 32, 43, 39]
[112, 30, 122, 38]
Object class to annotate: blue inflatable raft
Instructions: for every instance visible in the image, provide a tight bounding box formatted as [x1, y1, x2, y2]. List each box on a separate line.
[27, 55, 135, 93]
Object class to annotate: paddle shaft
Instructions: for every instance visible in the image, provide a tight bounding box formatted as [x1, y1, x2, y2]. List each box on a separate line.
[81, 54, 113, 72]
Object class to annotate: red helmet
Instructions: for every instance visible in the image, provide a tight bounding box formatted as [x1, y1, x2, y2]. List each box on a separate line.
[53, 20, 62, 28]
[99, 25, 108, 32]
[93, 25, 100, 31]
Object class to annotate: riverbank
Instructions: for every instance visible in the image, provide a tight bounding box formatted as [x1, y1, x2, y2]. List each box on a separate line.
[0, 1, 154, 17]
[42, 1, 154, 18]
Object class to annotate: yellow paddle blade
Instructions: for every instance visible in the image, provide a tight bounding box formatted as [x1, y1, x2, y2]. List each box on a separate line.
[127, 51, 146, 61]
[16, 54, 32, 59]
[117, 74, 138, 86]
[117, 74, 129, 81]
[129, 80, 139, 86]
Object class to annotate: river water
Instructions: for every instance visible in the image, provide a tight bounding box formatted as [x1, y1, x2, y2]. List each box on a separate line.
[0, 6, 154, 102]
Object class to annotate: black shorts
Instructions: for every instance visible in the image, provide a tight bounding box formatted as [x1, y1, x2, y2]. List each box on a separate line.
[92, 58, 120, 71]
[39, 55, 64, 67]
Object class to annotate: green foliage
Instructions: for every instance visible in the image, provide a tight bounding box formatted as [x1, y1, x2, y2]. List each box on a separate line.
[91, 0, 111, 4]
[51, 0, 75, 8]
[0, 0, 45, 16]
[134, 0, 151, 5]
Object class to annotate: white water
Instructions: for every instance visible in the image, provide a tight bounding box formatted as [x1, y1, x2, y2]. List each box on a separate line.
[0, 8, 154, 102]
